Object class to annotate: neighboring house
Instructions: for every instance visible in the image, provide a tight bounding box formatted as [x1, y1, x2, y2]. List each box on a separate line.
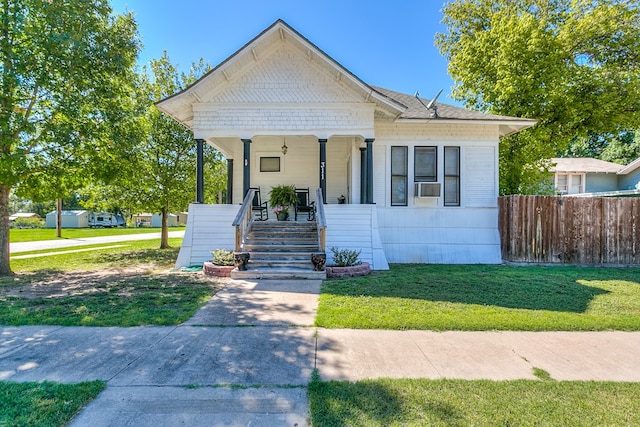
[550, 157, 640, 196]
[133, 213, 152, 227]
[9, 213, 40, 221]
[156, 20, 536, 269]
[45, 210, 89, 228]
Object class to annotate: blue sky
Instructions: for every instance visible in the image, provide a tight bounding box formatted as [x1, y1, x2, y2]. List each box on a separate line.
[111, 0, 460, 106]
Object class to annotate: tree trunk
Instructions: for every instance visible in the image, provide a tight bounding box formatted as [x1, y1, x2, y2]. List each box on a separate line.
[0, 184, 13, 276]
[160, 208, 170, 249]
[56, 198, 62, 238]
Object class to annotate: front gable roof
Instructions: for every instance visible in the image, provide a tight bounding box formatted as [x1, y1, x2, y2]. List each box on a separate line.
[157, 19, 536, 137]
[156, 19, 406, 127]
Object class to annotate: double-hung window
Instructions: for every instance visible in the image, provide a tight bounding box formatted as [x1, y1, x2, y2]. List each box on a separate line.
[391, 146, 408, 206]
[414, 146, 437, 182]
[444, 146, 460, 206]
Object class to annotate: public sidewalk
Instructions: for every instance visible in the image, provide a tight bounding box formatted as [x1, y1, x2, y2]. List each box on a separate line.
[1, 279, 639, 426]
[9, 230, 186, 254]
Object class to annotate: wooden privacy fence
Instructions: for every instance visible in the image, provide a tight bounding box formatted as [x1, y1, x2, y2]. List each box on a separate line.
[499, 195, 640, 264]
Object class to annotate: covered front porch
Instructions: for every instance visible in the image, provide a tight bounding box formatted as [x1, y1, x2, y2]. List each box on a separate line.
[175, 199, 389, 273]
[196, 134, 375, 207]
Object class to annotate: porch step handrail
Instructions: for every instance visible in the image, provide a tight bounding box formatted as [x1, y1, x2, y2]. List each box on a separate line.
[315, 188, 327, 252]
[232, 188, 256, 252]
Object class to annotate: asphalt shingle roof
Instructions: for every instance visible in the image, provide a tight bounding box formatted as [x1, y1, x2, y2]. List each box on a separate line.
[550, 158, 624, 173]
[371, 86, 530, 122]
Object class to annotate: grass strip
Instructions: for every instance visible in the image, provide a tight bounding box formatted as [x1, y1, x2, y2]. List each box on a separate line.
[0, 381, 105, 427]
[316, 264, 640, 331]
[9, 227, 183, 243]
[7, 238, 183, 272]
[308, 377, 640, 427]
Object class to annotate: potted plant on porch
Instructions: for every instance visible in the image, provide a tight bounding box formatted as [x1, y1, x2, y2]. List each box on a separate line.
[269, 184, 298, 221]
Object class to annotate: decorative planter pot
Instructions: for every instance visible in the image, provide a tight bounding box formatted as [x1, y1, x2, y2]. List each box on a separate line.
[233, 252, 250, 271]
[326, 262, 371, 278]
[276, 211, 289, 221]
[311, 252, 326, 271]
[203, 261, 234, 277]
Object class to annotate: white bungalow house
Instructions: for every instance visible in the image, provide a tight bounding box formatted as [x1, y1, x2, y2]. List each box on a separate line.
[156, 20, 536, 276]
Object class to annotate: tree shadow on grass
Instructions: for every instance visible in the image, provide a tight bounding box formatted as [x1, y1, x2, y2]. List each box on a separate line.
[322, 265, 617, 313]
[0, 268, 223, 326]
[95, 247, 181, 268]
[308, 378, 465, 427]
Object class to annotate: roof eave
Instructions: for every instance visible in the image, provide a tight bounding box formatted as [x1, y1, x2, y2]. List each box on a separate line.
[394, 118, 537, 135]
[618, 157, 640, 175]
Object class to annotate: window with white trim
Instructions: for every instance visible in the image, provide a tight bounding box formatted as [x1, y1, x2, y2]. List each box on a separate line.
[414, 146, 437, 182]
[391, 146, 408, 206]
[444, 146, 460, 206]
[555, 173, 584, 194]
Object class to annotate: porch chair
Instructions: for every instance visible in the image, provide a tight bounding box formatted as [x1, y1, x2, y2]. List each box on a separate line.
[294, 188, 316, 221]
[250, 187, 268, 221]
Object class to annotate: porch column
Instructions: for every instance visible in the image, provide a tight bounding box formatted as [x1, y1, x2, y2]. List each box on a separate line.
[360, 147, 367, 204]
[365, 138, 374, 204]
[241, 139, 251, 197]
[318, 138, 327, 203]
[196, 138, 204, 204]
[226, 159, 233, 204]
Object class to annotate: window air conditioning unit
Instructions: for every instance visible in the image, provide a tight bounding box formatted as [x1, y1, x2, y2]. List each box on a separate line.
[415, 182, 441, 198]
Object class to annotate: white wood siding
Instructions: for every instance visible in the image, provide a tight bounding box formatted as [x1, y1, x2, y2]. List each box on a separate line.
[325, 205, 389, 270]
[368, 120, 502, 264]
[373, 120, 499, 209]
[464, 146, 497, 207]
[175, 203, 237, 268]
[326, 137, 350, 204]
[377, 207, 501, 264]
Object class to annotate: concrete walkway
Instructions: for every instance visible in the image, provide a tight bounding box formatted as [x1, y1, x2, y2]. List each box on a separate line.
[1, 278, 639, 426]
[9, 230, 186, 254]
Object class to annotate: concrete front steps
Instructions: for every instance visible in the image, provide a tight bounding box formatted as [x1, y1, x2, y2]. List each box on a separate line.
[231, 220, 326, 280]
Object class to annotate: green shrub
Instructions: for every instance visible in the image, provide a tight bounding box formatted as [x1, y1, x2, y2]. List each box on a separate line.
[330, 247, 362, 267]
[211, 249, 234, 266]
[10, 218, 45, 229]
[269, 184, 298, 208]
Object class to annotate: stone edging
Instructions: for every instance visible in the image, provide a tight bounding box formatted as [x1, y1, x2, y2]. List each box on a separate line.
[203, 261, 234, 277]
[325, 262, 370, 278]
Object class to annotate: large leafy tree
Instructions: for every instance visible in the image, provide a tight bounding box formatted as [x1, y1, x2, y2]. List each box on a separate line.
[600, 130, 640, 165]
[0, 0, 140, 275]
[116, 53, 226, 249]
[436, 0, 640, 194]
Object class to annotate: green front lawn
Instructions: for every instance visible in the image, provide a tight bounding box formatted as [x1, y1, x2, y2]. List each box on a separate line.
[316, 264, 640, 331]
[0, 381, 105, 427]
[1, 237, 223, 327]
[309, 377, 640, 427]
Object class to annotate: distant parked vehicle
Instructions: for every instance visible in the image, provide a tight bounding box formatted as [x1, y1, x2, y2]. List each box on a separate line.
[88, 212, 126, 228]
